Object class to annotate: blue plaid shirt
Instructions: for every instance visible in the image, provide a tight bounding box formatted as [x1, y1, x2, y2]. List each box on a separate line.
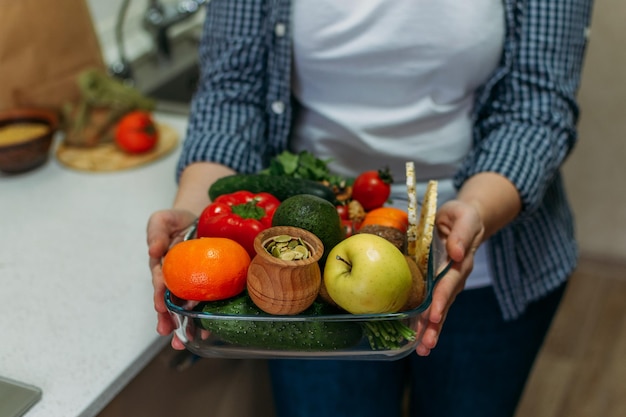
[179, 0, 594, 319]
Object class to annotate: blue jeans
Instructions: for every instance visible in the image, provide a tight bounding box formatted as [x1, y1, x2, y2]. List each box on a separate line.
[268, 283, 566, 417]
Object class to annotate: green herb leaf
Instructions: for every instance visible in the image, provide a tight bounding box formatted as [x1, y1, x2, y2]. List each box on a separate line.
[274, 151, 300, 175]
[261, 150, 341, 183]
[295, 152, 325, 181]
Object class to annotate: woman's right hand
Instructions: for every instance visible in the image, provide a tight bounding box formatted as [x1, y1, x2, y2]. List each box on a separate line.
[147, 208, 198, 349]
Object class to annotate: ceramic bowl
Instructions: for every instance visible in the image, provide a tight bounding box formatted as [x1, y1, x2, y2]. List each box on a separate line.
[0, 108, 59, 174]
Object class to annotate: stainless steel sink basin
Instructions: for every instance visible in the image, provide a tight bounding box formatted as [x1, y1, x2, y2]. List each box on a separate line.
[131, 30, 201, 115]
[147, 63, 199, 107]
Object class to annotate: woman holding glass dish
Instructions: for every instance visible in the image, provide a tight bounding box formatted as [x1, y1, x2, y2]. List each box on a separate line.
[147, 1, 594, 416]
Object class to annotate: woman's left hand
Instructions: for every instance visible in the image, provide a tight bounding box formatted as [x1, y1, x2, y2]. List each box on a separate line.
[415, 199, 485, 356]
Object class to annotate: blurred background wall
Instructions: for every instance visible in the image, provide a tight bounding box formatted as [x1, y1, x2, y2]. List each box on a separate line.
[563, 0, 626, 262]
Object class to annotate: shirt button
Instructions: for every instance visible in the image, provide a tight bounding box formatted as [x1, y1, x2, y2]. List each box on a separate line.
[274, 22, 286, 37]
[271, 100, 285, 114]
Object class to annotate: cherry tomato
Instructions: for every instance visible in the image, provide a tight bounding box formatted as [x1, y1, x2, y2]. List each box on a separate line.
[114, 111, 159, 154]
[342, 219, 362, 237]
[351, 167, 393, 211]
[335, 204, 350, 220]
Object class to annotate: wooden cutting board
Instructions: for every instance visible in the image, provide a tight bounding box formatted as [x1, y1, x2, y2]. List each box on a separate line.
[55, 123, 178, 172]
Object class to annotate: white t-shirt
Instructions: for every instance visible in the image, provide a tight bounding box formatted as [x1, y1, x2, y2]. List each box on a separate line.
[290, 0, 504, 288]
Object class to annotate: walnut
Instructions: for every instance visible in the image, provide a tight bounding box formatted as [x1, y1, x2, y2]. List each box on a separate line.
[348, 200, 366, 223]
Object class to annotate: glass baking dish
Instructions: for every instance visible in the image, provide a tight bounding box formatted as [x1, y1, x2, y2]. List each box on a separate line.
[165, 225, 452, 361]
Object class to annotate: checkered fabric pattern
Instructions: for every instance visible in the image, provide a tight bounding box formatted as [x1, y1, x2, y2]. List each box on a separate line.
[177, 0, 594, 319]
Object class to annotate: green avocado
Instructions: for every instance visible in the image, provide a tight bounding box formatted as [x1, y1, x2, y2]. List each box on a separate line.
[271, 194, 345, 266]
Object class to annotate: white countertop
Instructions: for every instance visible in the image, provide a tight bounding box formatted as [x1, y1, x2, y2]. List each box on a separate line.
[0, 113, 187, 417]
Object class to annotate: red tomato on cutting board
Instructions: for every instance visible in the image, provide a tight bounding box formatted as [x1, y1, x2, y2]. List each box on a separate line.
[114, 111, 159, 154]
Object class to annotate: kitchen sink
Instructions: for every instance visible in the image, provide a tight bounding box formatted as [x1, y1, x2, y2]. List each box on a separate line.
[147, 63, 199, 108]
[131, 30, 201, 115]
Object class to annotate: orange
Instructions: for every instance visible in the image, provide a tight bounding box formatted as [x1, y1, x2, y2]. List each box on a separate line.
[360, 207, 409, 233]
[162, 237, 251, 301]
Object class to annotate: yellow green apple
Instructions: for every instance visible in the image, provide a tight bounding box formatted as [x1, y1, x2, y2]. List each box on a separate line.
[323, 234, 412, 314]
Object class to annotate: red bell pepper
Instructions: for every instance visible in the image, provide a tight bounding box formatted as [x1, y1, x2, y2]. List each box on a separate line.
[196, 190, 281, 258]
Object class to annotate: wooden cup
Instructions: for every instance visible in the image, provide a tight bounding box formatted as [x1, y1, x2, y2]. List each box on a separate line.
[247, 226, 324, 315]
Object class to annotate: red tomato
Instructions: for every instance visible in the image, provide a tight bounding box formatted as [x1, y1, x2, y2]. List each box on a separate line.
[351, 168, 393, 211]
[114, 111, 158, 154]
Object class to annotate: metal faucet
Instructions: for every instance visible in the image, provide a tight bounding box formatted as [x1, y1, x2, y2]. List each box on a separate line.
[109, 0, 207, 83]
[109, 0, 134, 83]
[142, 0, 208, 61]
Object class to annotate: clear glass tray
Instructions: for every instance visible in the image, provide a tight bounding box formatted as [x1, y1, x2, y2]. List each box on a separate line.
[165, 225, 452, 360]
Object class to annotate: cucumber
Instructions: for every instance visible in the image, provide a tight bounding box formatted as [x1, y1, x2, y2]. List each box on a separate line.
[199, 293, 363, 351]
[209, 174, 336, 203]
